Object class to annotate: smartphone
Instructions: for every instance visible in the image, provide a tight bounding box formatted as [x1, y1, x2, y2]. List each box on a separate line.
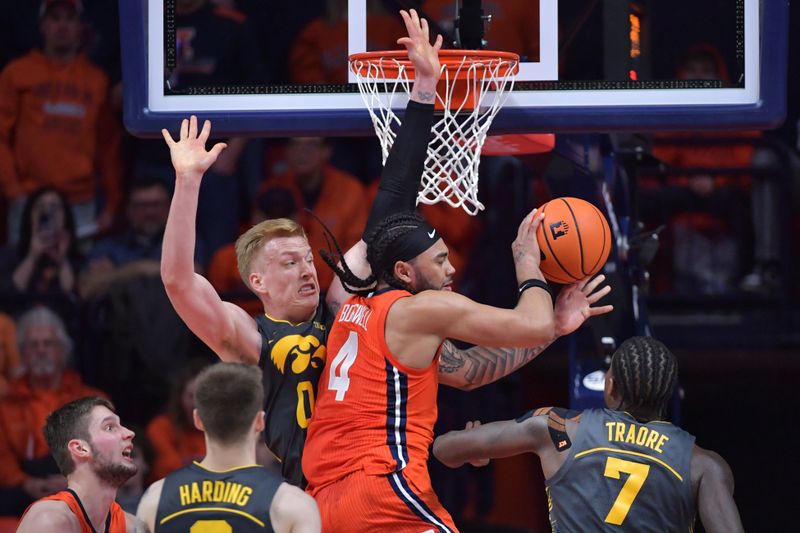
[38, 210, 56, 235]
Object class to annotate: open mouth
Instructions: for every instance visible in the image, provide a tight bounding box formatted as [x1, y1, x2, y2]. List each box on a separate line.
[299, 283, 316, 295]
[122, 447, 133, 460]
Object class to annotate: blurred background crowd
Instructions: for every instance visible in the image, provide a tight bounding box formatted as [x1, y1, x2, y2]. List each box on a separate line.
[0, 0, 798, 531]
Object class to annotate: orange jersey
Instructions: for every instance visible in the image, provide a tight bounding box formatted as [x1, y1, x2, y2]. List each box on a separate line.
[303, 289, 440, 491]
[27, 489, 127, 532]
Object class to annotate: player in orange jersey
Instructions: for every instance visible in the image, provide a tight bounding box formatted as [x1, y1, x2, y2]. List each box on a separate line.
[303, 209, 613, 532]
[17, 396, 141, 532]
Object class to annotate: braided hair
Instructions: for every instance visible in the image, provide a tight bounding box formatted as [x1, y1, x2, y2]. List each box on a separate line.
[320, 212, 431, 296]
[610, 336, 678, 421]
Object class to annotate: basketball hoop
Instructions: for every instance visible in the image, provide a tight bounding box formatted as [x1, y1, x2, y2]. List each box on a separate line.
[349, 50, 519, 215]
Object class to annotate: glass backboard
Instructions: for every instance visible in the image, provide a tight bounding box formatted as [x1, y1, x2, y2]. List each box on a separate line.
[120, 0, 788, 137]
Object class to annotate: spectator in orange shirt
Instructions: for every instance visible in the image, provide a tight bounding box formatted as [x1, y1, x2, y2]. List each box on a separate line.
[289, 0, 405, 84]
[145, 359, 209, 482]
[0, 0, 122, 243]
[261, 137, 368, 290]
[422, 0, 540, 61]
[0, 305, 107, 516]
[641, 44, 756, 294]
[0, 312, 22, 397]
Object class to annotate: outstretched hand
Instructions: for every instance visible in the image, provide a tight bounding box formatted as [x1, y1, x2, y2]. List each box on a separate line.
[398, 9, 443, 103]
[162, 115, 227, 180]
[553, 274, 614, 337]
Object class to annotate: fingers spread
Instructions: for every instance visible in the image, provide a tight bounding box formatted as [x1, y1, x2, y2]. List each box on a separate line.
[188, 115, 198, 139]
[589, 304, 614, 316]
[180, 118, 188, 140]
[209, 142, 228, 157]
[586, 284, 612, 303]
[200, 119, 212, 141]
[433, 33, 443, 51]
[161, 128, 174, 146]
[584, 274, 606, 294]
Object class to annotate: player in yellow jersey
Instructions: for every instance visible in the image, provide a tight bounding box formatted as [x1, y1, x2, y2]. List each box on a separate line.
[434, 336, 743, 533]
[137, 363, 319, 532]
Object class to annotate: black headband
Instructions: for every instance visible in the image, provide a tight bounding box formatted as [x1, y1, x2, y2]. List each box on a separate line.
[386, 221, 440, 264]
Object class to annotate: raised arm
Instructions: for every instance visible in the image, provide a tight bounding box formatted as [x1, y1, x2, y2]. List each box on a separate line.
[269, 482, 321, 533]
[693, 446, 744, 533]
[326, 8, 442, 314]
[161, 116, 261, 364]
[439, 275, 613, 390]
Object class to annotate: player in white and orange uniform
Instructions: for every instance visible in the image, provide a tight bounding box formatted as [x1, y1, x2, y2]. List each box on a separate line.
[304, 208, 613, 532]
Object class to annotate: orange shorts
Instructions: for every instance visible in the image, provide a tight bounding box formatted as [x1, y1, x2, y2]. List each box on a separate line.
[310, 467, 458, 533]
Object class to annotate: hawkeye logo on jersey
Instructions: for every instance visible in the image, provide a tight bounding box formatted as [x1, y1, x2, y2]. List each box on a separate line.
[271, 335, 327, 375]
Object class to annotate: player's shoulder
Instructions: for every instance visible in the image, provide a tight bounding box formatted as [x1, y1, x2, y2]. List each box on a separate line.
[18, 499, 79, 531]
[691, 444, 734, 485]
[521, 406, 585, 451]
[401, 287, 465, 311]
[515, 406, 584, 424]
[124, 511, 146, 533]
[135, 478, 165, 531]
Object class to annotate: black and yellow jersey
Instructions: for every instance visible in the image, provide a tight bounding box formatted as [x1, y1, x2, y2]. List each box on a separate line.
[255, 301, 332, 487]
[546, 408, 696, 532]
[154, 462, 282, 532]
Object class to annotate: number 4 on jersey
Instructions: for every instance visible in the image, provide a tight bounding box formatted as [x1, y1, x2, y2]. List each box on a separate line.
[328, 331, 358, 401]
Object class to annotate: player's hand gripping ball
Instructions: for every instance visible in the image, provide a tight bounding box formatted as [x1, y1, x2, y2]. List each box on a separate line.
[535, 197, 612, 283]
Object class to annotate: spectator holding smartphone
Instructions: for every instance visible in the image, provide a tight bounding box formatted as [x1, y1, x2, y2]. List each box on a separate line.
[0, 186, 81, 319]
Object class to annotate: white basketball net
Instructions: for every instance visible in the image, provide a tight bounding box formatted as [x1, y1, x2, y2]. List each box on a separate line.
[350, 53, 518, 215]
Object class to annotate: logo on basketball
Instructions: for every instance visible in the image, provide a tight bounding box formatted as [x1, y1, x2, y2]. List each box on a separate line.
[549, 221, 570, 240]
[270, 335, 327, 375]
[535, 197, 612, 283]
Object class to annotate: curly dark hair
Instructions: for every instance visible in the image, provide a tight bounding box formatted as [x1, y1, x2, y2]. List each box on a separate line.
[320, 212, 429, 295]
[610, 336, 678, 421]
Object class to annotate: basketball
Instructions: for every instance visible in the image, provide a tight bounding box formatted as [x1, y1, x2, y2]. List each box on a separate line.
[535, 197, 612, 284]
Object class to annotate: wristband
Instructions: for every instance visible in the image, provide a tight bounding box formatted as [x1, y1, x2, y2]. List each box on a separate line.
[518, 278, 554, 305]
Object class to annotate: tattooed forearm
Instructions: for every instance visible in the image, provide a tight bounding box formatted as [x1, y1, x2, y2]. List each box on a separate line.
[439, 340, 553, 390]
[416, 90, 436, 103]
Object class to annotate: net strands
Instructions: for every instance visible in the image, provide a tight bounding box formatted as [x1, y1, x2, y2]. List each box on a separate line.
[350, 52, 519, 215]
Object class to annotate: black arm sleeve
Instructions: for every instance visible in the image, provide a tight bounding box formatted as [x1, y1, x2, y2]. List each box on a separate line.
[362, 100, 435, 239]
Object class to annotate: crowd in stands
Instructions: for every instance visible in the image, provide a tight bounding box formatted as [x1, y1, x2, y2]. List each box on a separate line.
[0, 0, 797, 529]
